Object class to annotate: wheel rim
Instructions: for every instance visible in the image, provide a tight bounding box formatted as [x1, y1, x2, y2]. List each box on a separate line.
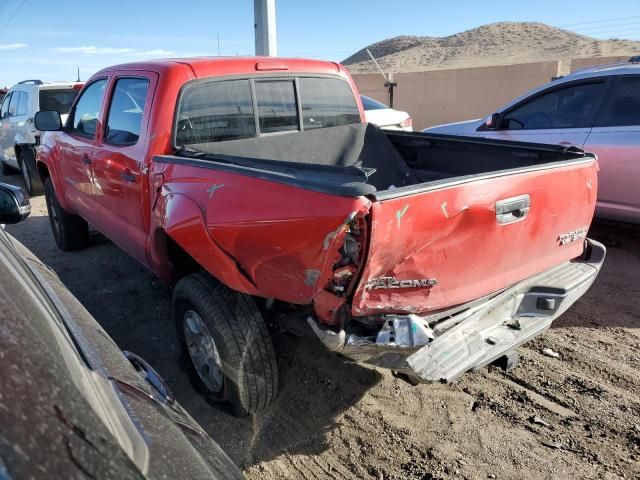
[183, 310, 224, 393]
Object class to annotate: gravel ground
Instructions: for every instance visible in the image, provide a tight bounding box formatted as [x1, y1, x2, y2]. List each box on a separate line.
[3, 171, 639, 480]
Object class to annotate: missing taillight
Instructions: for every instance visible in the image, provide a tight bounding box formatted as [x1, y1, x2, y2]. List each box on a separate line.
[329, 216, 366, 296]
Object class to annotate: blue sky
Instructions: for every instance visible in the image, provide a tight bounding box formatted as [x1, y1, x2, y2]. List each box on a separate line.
[0, 0, 639, 86]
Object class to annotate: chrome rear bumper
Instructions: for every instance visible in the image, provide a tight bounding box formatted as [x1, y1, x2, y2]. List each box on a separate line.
[311, 239, 606, 383]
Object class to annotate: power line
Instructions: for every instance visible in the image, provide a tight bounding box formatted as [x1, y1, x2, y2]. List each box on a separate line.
[558, 15, 640, 28]
[0, 0, 27, 36]
[572, 21, 640, 33]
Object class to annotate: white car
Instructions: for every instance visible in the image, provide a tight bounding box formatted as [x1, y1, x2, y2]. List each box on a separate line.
[0, 80, 82, 195]
[361, 95, 413, 131]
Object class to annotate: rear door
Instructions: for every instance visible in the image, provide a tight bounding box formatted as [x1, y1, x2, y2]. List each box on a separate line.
[91, 73, 156, 266]
[480, 79, 609, 148]
[351, 158, 598, 317]
[583, 75, 640, 223]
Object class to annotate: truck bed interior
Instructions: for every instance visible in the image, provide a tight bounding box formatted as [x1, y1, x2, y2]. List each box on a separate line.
[175, 123, 593, 197]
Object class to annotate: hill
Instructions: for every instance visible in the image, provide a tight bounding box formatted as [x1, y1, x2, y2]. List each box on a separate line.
[342, 22, 640, 72]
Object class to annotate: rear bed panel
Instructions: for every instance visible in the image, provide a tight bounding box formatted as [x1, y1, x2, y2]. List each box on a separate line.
[351, 159, 597, 317]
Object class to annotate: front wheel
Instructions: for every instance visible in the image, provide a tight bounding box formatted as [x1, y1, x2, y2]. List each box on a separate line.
[173, 272, 278, 416]
[19, 148, 44, 196]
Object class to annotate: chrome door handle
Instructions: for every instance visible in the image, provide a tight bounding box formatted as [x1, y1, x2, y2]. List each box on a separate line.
[496, 194, 530, 224]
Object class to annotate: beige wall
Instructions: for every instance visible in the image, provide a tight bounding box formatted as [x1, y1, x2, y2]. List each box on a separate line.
[352, 61, 561, 130]
[570, 56, 630, 72]
[350, 72, 392, 105]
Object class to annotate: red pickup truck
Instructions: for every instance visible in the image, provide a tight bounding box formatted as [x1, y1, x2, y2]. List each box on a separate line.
[35, 57, 605, 416]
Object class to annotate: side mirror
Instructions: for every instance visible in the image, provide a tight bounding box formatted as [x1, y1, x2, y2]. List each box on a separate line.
[484, 112, 501, 129]
[34, 110, 62, 131]
[0, 183, 30, 224]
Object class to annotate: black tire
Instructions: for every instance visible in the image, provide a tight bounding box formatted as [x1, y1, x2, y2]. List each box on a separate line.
[44, 177, 90, 251]
[173, 271, 278, 416]
[18, 148, 44, 196]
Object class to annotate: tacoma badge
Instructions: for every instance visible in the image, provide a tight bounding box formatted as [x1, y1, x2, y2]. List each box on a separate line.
[366, 276, 438, 290]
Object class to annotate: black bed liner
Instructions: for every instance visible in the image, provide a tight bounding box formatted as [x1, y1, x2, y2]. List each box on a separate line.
[156, 123, 594, 198]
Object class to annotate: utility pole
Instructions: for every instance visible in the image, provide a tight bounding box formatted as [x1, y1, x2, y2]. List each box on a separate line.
[254, 0, 277, 56]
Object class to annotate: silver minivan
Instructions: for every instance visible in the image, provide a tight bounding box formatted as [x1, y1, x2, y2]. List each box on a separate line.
[424, 57, 640, 224]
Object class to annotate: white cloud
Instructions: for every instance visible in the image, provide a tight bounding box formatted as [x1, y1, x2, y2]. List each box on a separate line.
[53, 46, 134, 55]
[52, 46, 180, 57]
[127, 49, 176, 57]
[0, 43, 27, 50]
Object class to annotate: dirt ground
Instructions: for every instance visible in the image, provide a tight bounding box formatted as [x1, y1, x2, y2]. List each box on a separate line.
[3, 171, 639, 480]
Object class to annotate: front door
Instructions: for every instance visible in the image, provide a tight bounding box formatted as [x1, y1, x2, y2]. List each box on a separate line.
[0, 92, 15, 165]
[90, 74, 156, 266]
[58, 78, 108, 220]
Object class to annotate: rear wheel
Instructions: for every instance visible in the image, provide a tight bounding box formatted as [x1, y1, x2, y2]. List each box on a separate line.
[18, 148, 44, 196]
[44, 177, 90, 251]
[174, 271, 278, 416]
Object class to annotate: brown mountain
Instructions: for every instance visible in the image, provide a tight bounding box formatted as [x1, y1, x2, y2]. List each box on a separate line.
[342, 22, 640, 72]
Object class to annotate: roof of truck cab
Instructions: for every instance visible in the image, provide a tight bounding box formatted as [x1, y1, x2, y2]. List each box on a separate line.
[94, 56, 344, 78]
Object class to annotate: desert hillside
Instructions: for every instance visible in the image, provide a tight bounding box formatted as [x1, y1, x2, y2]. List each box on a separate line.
[343, 22, 640, 72]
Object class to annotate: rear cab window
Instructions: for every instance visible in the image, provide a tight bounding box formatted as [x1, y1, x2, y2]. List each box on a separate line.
[175, 75, 360, 147]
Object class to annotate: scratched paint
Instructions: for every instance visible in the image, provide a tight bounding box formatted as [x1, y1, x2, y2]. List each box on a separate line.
[304, 269, 321, 287]
[206, 184, 225, 198]
[396, 204, 409, 227]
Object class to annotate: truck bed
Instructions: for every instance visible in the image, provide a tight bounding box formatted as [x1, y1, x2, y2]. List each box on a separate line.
[169, 123, 593, 197]
[155, 123, 597, 324]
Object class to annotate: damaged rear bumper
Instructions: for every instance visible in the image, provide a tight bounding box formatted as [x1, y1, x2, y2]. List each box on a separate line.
[310, 238, 606, 383]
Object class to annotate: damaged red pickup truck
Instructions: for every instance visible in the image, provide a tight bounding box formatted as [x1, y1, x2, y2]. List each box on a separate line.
[35, 57, 605, 415]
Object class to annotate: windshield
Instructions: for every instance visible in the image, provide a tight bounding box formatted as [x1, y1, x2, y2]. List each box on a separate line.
[39, 88, 80, 114]
[175, 76, 361, 146]
[361, 95, 388, 110]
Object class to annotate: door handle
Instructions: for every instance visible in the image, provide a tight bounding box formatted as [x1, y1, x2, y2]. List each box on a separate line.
[121, 169, 136, 183]
[82, 155, 92, 165]
[496, 194, 530, 224]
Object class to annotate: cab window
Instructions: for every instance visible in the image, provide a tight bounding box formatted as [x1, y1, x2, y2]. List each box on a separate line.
[105, 77, 150, 146]
[596, 76, 640, 127]
[8, 92, 19, 117]
[16, 92, 28, 116]
[502, 81, 606, 130]
[0, 92, 12, 118]
[67, 79, 107, 139]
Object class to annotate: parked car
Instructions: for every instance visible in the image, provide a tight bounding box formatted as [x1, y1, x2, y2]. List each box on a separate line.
[0, 80, 83, 195]
[424, 56, 640, 224]
[0, 182, 244, 479]
[36, 56, 604, 416]
[361, 95, 413, 131]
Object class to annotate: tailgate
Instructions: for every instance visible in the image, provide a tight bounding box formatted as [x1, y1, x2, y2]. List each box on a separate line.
[351, 159, 597, 317]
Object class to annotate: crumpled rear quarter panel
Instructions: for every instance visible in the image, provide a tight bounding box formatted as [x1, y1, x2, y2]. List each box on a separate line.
[158, 163, 370, 304]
